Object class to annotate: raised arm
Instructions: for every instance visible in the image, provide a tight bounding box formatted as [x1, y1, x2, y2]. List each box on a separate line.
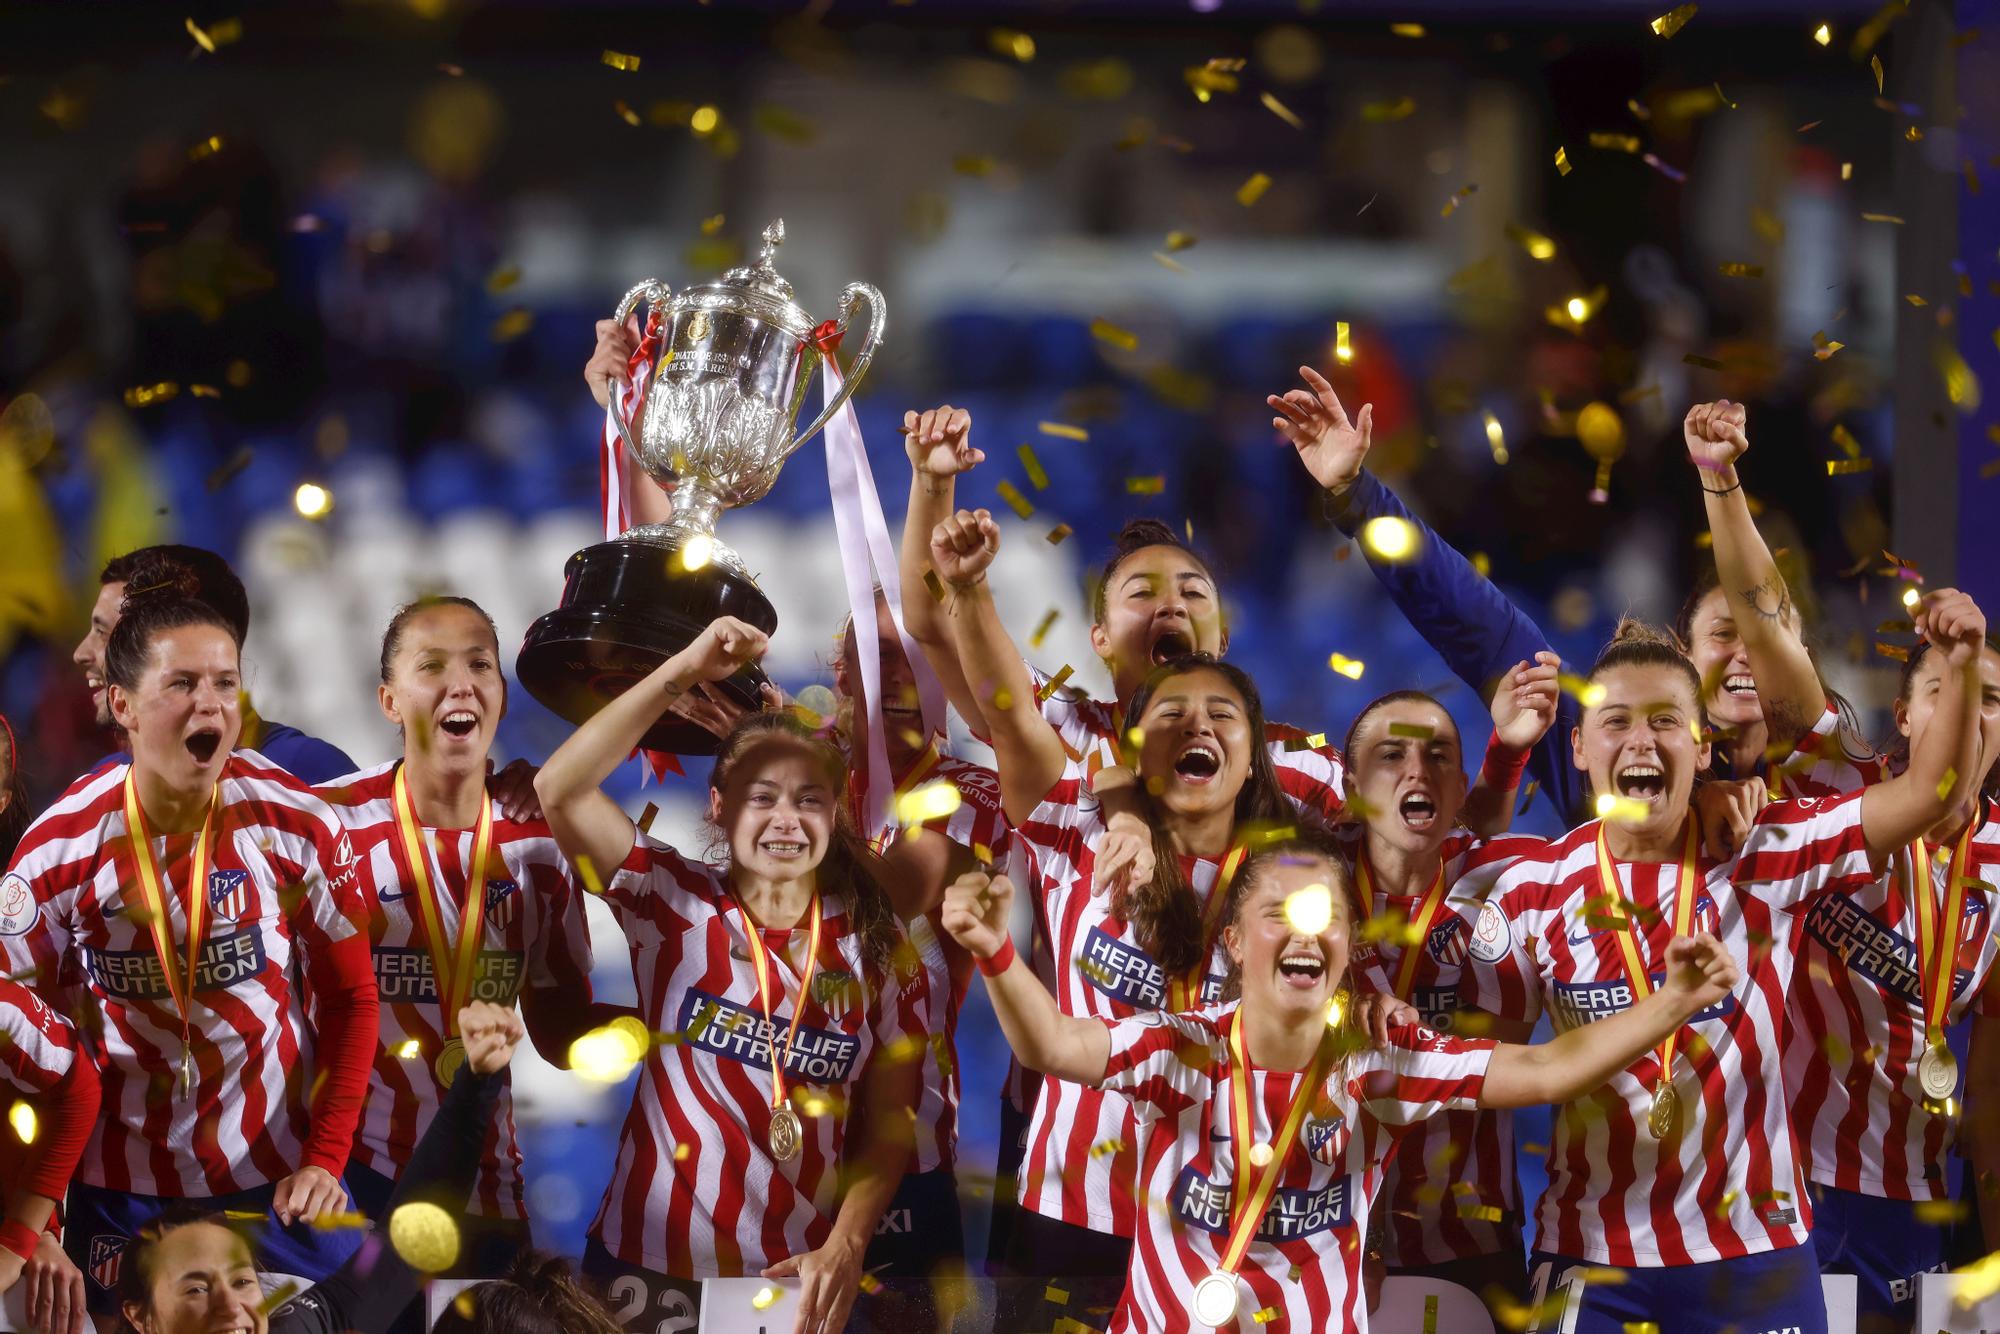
[1463, 653, 1562, 835]
[931, 509, 1069, 825]
[940, 871, 1110, 1085]
[898, 404, 990, 729]
[1270, 366, 1585, 827]
[534, 617, 769, 878]
[584, 316, 673, 528]
[1479, 932, 1738, 1108]
[1684, 400, 1825, 749]
[1856, 589, 1987, 860]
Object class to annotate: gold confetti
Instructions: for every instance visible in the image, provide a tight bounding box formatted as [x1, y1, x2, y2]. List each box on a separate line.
[1651, 2, 1698, 35]
[1029, 608, 1060, 649]
[1937, 767, 1959, 802]
[1860, 212, 1905, 224]
[1087, 1139, 1124, 1160]
[1555, 146, 1573, 176]
[1125, 475, 1165, 495]
[952, 154, 997, 177]
[1718, 262, 1765, 278]
[1391, 23, 1426, 37]
[1506, 223, 1558, 260]
[701, 214, 726, 236]
[752, 1285, 782, 1311]
[1334, 321, 1353, 363]
[1236, 172, 1273, 207]
[389, 1203, 460, 1273]
[1046, 523, 1072, 545]
[575, 855, 605, 896]
[1440, 183, 1480, 218]
[1328, 653, 1365, 680]
[897, 781, 962, 826]
[1152, 251, 1186, 273]
[492, 308, 534, 341]
[613, 100, 641, 127]
[638, 802, 659, 834]
[188, 134, 226, 162]
[752, 105, 815, 145]
[1164, 229, 1198, 252]
[1597, 794, 1652, 824]
[989, 28, 1035, 62]
[1388, 723, 1435, 739]
[1683, 353, 1725, 370]
[601, 50, 640, 72]
[1826, 459, 1872, 475]
[1045, 1283, 1071, 1304]
[1017, 444, 1049, 489]
[1037, 665, 1076, 702]
[1589, 132, 1642, 154]
[1260, 91, 1303, 129]
[1361, 516, 1419, 562]
[1283, 733, 1328, 752]
[1483, 410, 1508, 465]
[1039, 421, 1088, 441]
[995, 480, 1035, 520]
[922, 569, 947, 603]
[1813, 22, 1832, 45]
[1091, 318, 1139, 352]
[292, 482, 333, 520]
[1938, 340, 1981, 412]
[1361, 97, 1416, 122]
[1871, 54, 1885, 94]
[1813, 330, 1845, 360]
[1560, 674, 1609, 707]
[186, 17, 218, 52]
[1831, 424, 1862, 457]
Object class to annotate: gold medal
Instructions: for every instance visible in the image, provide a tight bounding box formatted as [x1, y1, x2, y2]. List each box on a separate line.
[768, 1105, 803, 1162]
[178, 1044, 195, 1100]
[1647, 1081, 1678, 1140]
[1191, 1271, 1240, 1328]
[434, 1037, 467, 1091]
[122, 771, 224, 1109]
[1918, 1041, 1959, 1102]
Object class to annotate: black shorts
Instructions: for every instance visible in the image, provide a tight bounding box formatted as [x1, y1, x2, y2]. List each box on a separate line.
[983, 1094, 1034, 1276]
[995, 1209, 1131, 1330]
[864, 1167, 966, 1277]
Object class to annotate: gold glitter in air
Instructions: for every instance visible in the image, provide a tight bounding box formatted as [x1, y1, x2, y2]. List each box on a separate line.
[125, 382, 179, 409]
[1718, 262, 1764, 278]
[1126, 475, 1165, 495]
[492, 308, 534, 341]
[751, 1285, 782, 1311]
[1328, 653, 1365, 681]
[389, 1203, 460, 1273]
[574, 855, 605, 896]
[1813, 330, 1845, 360]
[989, 28, 1035, 62]
[1283, 884, 1333, 935]
[1860, 212, 1904, 224]
[1872, 54, 1885, 94]
[1649, 3, 1696, 37]
[1938, 340, 1982, 412]
[1814, 22, 1832, 45]
[601, 50, 641, 72]
[1589, 133, 1642, 154]
[1046, 523, 1073, 545]
[307, 1211, 369, 1231]
[1388, 723, 1435, 739]
[1039, 421, 1088, 441]
[1483, 411, 1508, 465]
[896, 781, 962, 827]
[1596, 794, 1652, 825]
[1390, 23, 1425, 37]
[1236, 172, 1273, 207]
[293, 482, 333, 520]
[613, 101, 642, 127]
[1506, 224, 1558, 260]
[1164, 230, 1198, 252]
[1439, 183, 1479, 218]
[1091, 318, 1139, 352]
[1018, 444, 1049, 489]
[1029, 607, 1060, 649]
[6, 1102, 34, 1145]
[569, 1019, 647, 1082]
[1555, 146, 1573, 176]
[1559, 674, 1608, 707]
[394, 1038, 421, 1060]
[1334, 321, 1353, 363]
[1361, 516, 1419, 562]
[1826, 459, 1872, 476]
[995, 480, 1035, 519]
[1184, 57, 1244, 100]
[1037, 665, 1076, 702]
[1361, 97, 1416, 122]
[1260, 91, 1303, 129]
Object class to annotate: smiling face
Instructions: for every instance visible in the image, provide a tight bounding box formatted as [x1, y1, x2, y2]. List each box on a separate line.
[1132, 666, 1254, 827]
[123, 1221, 268, 1334]
[1343, 698, 1467, 858]
[707, 737, 838, 885]
[108, 625, 242, 793]
[1573, 662, 1713, 846]
[1091, 546, 1227, 702]
[379, 603, 506, 772]
[1226, 855, 1354, 1025]
[833, 597, 923, 765]
[76, 580, 128, 728]
[1684, 587, 1768, 733]
[1898, 643, 2000, 819]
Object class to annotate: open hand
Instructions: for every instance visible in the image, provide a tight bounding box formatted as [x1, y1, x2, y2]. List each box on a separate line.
[761, 1231, 865, 1334]
[903, 404, 985, 479]
[1489, 651, 1562, 753]
[1269, 366, 1374, 495]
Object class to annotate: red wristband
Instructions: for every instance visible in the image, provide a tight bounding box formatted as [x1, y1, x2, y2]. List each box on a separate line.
[977, 937, 1017, 978]
[1481, 735, 1530, 791]
[0, 1220, 37, 1263]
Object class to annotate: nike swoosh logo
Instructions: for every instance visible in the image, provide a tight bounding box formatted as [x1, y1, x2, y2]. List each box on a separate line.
[378, 888, 408, 903]
[1566, 927, 1603, 945]
[1208, 1130, 1229, 1142]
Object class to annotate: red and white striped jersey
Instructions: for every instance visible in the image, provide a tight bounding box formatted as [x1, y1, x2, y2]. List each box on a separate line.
[1334, 828, 1541, 1266]
[851, 747, 1015, 1176]
[0, 751, 370, 1197]
[1786, 797, 2000, 1199]
[0, 978, 84, 1206]
[1014, 778, 1237, 1236]
[1099, 1008, 1492, 1334]
[1027, 663, 1348, 823]
[316, 762, 597, 1218]
[1462, 796, 1880, 1267]
[1765, 702, 1887, 800]
[587, 835, 928, 1277]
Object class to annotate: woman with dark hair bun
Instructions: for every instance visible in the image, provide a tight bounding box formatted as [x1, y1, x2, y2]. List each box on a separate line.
[0, 592, 378, 1327]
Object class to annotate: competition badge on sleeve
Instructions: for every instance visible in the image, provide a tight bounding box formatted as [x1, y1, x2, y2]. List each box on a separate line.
[121, 771, 224, 1100]
[517, 219, 886, 755]
[391, 764, 495, 1090]
[1913, 827, 1977, 1106]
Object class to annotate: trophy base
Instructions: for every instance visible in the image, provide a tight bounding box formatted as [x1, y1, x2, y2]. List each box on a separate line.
[517, 539, 779, 757]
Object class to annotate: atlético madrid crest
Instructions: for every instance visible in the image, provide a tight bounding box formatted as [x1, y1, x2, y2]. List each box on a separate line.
[483, 879, 519, 930]
[89, 1235, 126, 1291]
[207, 869, 250, 922]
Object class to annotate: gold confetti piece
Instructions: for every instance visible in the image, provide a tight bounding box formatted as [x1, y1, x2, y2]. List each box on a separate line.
[1236, 172, 1272, 207]
[1440, 183, 1480, 218]
[752, 1285, 782, 1311]
[1915, 1198, 1968, 1226]
[1017, 444, 1049, 489]
[952, 154, 997, 177]
[613, 100, 641, 127]
[1125, 475, 1165, 495]
[989, 28, 1035, 62]
[1087, 1138, 1125, 1159]
[188, 135, 225, 162]
[1334, 321, 1353, 363]
[602, 49, 641, 72]
[1718, 262, 1765, 278]
[1813, 22, 1832, 45]
[1938, 340, 1981, 411]
[492, 308, 534, 341]
[1282, 733, 1328, 752]
[188, 383, 220, 399]
[1029, 608, 1060, 649]
[1861, 212, 1905, 224]
[1184, 62, 1241, 99]
[1037, 665, 1075, 702]
[1831, 423, 1861, 457]
[1039, 421, 1088, 441]
[1871, 54, 1885, 94]
[1559, 673, 1609, 707]
[389, 1202, 460, 1273]
[1361, 97, 1416, 122]
[186, 17, 217, 52]
[1391, 22, 1426, 36]
[1046, 523, 1072, 545]
[1361, 515, 1419, 562]
[1596, 794, 1653, 824]
[1483, 410, 1508, 465]
[1152, 251, 1186, 273]
[1826, 459, 1872, 475]
[1905, 125, 1924, 142]
[1589, 132, 1642, 154]
[1045, 1283, 1070, 1304]
[1091, 318, 1139, 352]
[256, 1283, 300, 1316]
[1623, 1324, 1661, 1334]
[995, 480, 1035, 519]
[896, 781, 963, 827]
[1650, 2, 1697, 37]
[307, 1211, 369, 1231]
[1506, 223, 1558, 260]
[1163, 229, 1197, 252]
[1937, 767, 1959, 802]
[1555, 146, 1573, 176]
[1683, 354, 1725, 370]
[638, 802, 659, 834]
[1260, 91, 1303, 129]
[575, 855, 605, 896]
[1906, 293, 1929, 307]
[1813, 330, 1845, 360]
[1328, 653, 1365, 680]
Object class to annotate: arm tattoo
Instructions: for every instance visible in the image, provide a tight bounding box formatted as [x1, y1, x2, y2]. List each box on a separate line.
[1740, 575, 1793, 626]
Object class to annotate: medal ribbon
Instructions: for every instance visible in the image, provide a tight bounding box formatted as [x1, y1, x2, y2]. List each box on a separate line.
[392, 765, 494, 1039]
[1169, 845, 1249, 1012]
[732, 891, 824, 1114]
[866, 741, 943, 853]
[1355, 852, 1450, 1001]
[1216, 1009, 1335, 1278]
[1594, 818, 1700, 1086]
[1911, 824, 1978, 1045]
[122, 770, 223, 1049]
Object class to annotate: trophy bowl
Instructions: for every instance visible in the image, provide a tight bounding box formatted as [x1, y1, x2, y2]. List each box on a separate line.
[517, 219, 885, 755]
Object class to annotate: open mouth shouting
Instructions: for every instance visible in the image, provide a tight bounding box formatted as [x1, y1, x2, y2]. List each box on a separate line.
[1149, 627, 1194, 665]
[1398, 790, 1438, 832]
[1721, 674, 1757, 702]
[438, 709, 480, 741]
[1173, 741, 1223, 785]
[185, 726, 225, 766]
[1277, 945, 1327, 991]
[1615, 762, 1667, 803]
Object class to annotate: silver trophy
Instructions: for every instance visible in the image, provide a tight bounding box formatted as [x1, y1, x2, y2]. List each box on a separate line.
[518, 219, 887, 754]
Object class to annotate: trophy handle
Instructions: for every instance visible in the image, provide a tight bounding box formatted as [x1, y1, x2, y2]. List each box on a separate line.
[610, 279, 673, 464]
[785, 282, 887, 457]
